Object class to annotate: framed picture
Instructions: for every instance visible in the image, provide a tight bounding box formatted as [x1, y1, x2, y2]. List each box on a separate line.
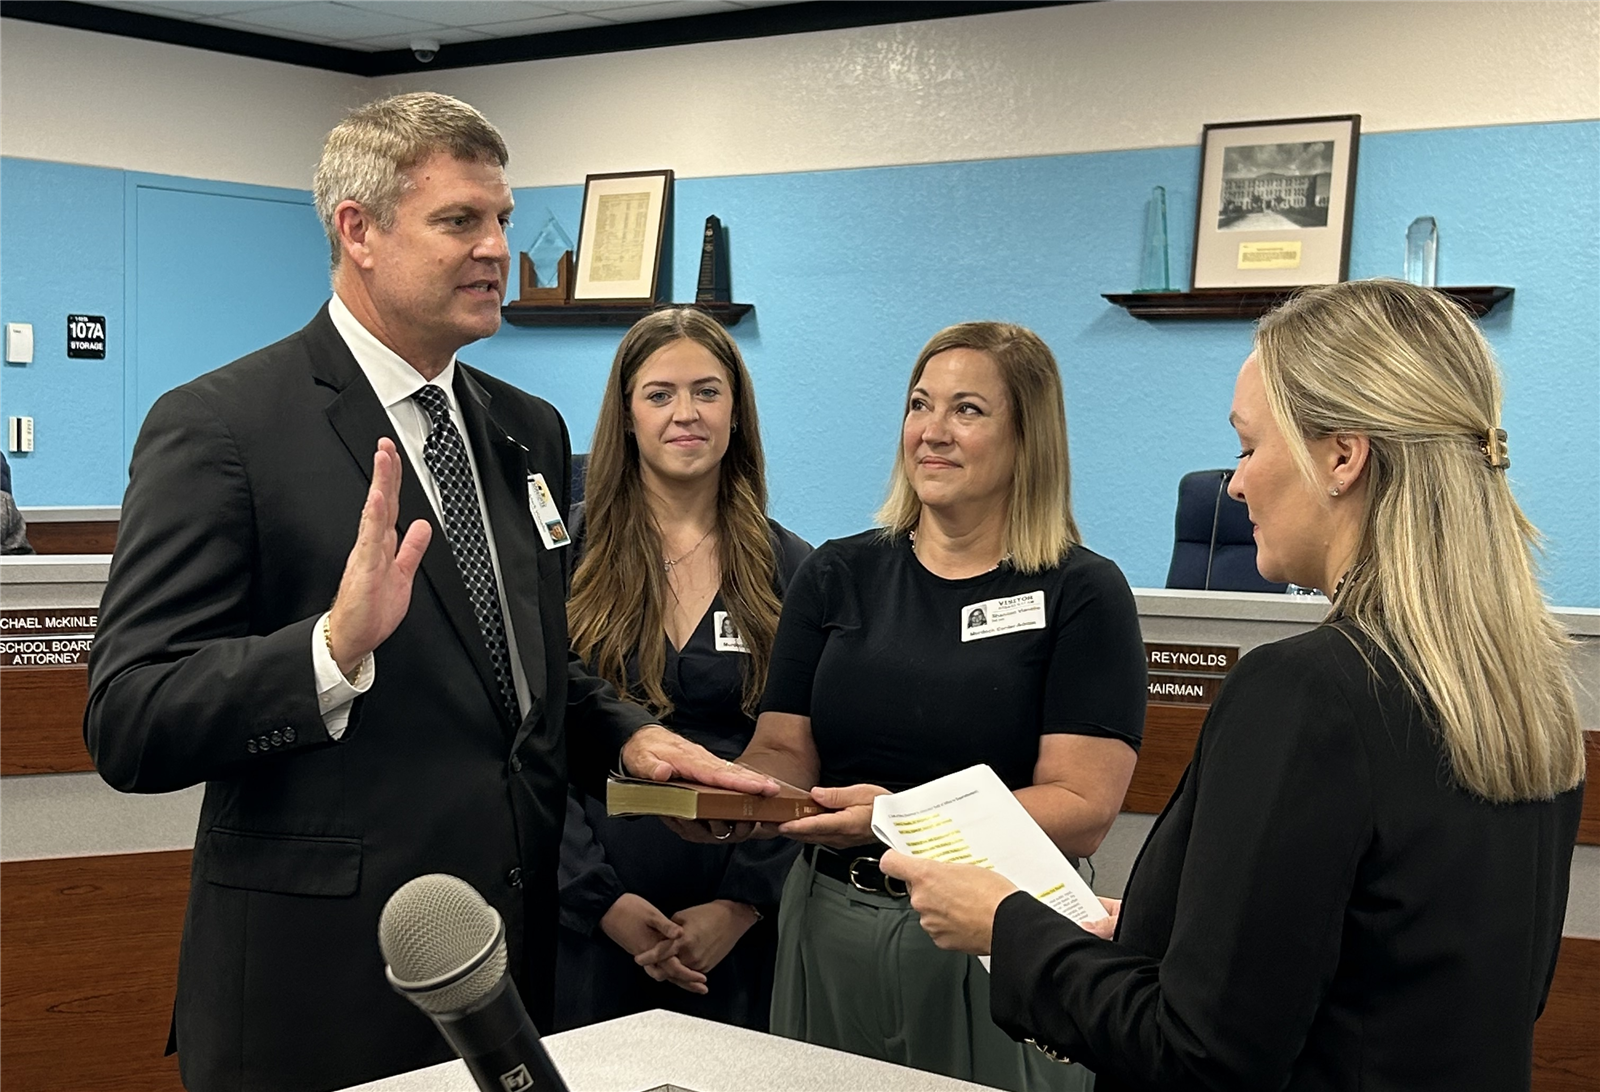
[1191, 115, 1360, 289]
[572, 169, 674, 302]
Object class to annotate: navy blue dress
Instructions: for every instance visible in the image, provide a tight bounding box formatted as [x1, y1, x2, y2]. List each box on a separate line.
[554, 508, 810, 1031]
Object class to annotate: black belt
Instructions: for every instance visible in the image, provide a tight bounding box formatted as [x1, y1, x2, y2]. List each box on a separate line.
[805, 844, 907, 898]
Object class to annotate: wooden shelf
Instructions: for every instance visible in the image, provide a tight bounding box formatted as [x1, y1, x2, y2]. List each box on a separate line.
[1103, 286, 1513, 320]
[501, 301, 754, 328]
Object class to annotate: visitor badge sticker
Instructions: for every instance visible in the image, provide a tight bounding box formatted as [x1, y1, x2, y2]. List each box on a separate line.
[526, 472, 571, 549]
[714, 611, 749, 653]
[960, 591, 1046, 642]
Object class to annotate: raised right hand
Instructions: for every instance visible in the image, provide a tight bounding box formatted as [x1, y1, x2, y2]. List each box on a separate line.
[327, 439, 431, 675]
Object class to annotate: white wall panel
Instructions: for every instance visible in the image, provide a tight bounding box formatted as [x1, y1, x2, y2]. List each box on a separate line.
[383, 1, 1600, 186]
[4, 2, 1596, 188]
[0, 19, 367, 189]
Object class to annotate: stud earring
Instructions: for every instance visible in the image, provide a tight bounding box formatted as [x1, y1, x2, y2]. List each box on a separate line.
[1329, 483, 1343, 497]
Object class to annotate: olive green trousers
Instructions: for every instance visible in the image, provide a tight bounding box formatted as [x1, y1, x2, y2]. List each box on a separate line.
[770, 855, 1092, 1092]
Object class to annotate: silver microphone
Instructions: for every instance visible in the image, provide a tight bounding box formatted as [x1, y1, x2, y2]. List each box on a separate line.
[380, 874, 569, 1092]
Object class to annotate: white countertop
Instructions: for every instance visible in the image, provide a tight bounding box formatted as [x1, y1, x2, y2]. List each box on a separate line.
[1129, 586, 1600, 636]
[16, 505, 120, 523]
[0, 553, 113, 583]
[341, 1010, 996, 1092]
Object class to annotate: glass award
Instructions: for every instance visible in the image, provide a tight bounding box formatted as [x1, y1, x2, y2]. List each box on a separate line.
[527, 212, 575, 289]
[1404, 216, 1438, 287]
[1135, 186, 1171, 293]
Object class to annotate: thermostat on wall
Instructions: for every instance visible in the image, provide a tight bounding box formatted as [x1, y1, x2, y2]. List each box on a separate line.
[5, 323, 33, 364]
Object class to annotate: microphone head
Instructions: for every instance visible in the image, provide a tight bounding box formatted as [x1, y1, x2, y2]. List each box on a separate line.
[379, 874, 508, 1014]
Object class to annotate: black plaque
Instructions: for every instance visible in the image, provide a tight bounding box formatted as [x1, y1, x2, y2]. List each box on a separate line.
[695, 215, 731, 304]
[0, 607, 98, 666]
[67, 314, 106, 359]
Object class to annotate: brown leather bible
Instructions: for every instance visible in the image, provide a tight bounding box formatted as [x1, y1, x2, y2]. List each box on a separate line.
[605, 775, 825, 822]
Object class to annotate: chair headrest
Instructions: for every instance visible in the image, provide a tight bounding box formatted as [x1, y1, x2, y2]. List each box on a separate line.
[1174, 469, 1255, 546]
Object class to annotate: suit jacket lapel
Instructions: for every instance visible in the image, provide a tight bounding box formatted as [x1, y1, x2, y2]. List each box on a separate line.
[455, 366, 548, 744]
[307, 308, 506, 715]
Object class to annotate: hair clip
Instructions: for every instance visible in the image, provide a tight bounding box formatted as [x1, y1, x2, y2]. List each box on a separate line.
[1479, 427, 1510, 471]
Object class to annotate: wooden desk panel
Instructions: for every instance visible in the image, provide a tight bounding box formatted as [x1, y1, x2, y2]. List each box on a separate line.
[1122, 704, 1205, 814]
[0, 850, 190, 1092]
[0, 666, 93, 774]
[1533, 935, 1600, 1092]
[1580, 733, 1599, 847]
[0, 855, 1589, 1090]
[23, 520, 118, 555]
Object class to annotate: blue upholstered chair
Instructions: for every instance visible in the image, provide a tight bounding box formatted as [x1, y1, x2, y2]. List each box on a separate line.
[1164, 469, 1287, 593]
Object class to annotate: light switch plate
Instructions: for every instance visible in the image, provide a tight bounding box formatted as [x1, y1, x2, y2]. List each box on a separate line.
[8, 416, 34, 453]
[5, 322, 34, 364]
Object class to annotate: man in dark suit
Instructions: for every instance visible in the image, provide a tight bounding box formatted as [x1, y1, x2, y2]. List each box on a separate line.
[85, 92, 760, 1092]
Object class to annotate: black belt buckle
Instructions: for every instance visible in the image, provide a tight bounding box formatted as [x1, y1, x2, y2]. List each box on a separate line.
[847, 855, 907, 898]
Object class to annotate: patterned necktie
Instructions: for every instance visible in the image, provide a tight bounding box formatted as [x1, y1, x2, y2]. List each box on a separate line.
[411, 384, 519, 727]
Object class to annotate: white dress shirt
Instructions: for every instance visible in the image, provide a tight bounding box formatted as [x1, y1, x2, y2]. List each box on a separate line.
[312, 294, 531, 739]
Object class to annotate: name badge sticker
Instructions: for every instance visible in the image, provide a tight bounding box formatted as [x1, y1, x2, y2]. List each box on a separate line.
[713, 611, 750, 653]
[526, 472, 571, 550]
[960, 590, 1047, 642]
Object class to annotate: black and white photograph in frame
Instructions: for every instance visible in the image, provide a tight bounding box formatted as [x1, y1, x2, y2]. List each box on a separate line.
[1218, 141, 1335, 230]
[1192, 115, 1359, 289]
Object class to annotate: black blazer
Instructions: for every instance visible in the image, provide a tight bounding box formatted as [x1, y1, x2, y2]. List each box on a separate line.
[85, 306, 654, 1092]
[990, 624, 1583, 1092]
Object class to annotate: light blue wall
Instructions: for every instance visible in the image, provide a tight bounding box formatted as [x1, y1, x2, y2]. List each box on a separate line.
[0, 161, 329, 502]
[481, 121, 1600, 608]
[2, 120, 1596, 605]
[1, 159, 128, 504]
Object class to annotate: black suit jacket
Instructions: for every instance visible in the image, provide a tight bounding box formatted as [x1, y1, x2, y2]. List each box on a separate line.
[85, 306, 655, 1092]
[990, 624, 1582, 1092]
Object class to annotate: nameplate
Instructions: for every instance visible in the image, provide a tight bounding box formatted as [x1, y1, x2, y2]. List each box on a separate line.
[1145, 642, 1238, 674]
[0, 609, 97, 667]
[1146, 673, 1224, 706]
[1144, 642, 1238, 708]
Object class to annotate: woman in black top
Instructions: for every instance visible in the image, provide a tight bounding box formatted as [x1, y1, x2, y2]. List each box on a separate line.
[732, 323, 1147, 1091]
[883, 280, 1586, 1091]
[554, 308, 809, 1031]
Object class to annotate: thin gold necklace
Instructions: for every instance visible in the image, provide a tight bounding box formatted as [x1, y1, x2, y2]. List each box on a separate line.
[663, 526, 714, 573]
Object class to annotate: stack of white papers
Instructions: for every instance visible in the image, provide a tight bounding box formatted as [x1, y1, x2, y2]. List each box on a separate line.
[870, 764, 1104, 966]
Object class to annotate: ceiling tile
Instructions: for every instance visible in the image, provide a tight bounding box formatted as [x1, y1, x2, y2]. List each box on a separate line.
[537, 1, 686, 12]
[348, 26, 495, 49]
[200, 15, 339, 42]
[452, 12, 612, 34]
[216, 2, 448, 38]
[341, 1, 565, 24]
[589, 2, 744, 25]
[96, 0, 302, 17]
[78, 0, 812, 49]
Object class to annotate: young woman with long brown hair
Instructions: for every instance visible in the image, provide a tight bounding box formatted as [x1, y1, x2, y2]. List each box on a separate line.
[554, 307, 810, 1031]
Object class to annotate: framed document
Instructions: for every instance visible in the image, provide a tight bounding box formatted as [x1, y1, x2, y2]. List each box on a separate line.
[572, 169, 673, 302]
[1191, 115, 1359, 289]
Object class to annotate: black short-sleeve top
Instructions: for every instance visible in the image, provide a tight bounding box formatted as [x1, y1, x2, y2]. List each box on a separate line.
[761, 530, 1147, 793]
